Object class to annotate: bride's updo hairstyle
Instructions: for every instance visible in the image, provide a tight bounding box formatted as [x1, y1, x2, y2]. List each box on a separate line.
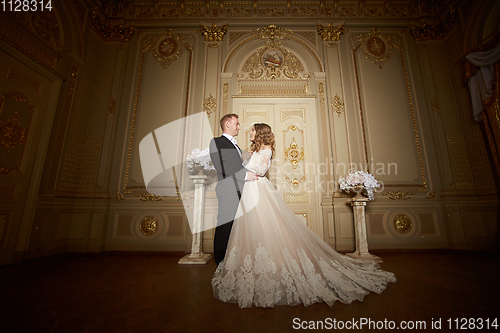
[250, 123, 276, 159]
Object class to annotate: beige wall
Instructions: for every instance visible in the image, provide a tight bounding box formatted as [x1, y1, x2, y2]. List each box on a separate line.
[0, 0, 498, 265]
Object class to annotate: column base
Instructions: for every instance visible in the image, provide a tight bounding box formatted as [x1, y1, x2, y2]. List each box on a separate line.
[346, 251, 383, 263]
[178, 252, 212, 265]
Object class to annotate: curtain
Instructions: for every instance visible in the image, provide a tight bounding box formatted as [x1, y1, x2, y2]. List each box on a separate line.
[465, 44, 500, 181]
[465, 43, 500, 121]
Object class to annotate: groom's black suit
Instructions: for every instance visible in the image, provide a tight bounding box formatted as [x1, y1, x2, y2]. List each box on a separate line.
[209, 136, 246, 265]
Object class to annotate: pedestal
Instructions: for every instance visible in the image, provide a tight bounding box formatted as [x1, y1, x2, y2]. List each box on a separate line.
[178, 174, 212, 265]
[345, 198, 382, 263]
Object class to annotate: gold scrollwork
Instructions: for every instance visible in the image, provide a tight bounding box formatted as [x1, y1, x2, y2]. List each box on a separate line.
[0, 93, 33, 157]
[144, 29, 191, 70]
[331, 93, 345, 117]
[317, 23, 345, 42]
[200, 23, 227, 43]
[139, 216, 158, 236]
[393, 214, 412, 234]
[203, 94, 217, 117]
[318, 82, 325, 107]
[285, 174, 306, 186]
[115, 190, 125, 201]
[409, 8, 456, 42]
[135, 193, 167, 201]
[253, 24, 292, 40]
[352, 28, 397, 69]
[384, 191, 414, 200]
[427, 189, 437, 200]
[222, 82, 229, 113]
[90, 11, 134, 43]
[284, 138, 304, 168]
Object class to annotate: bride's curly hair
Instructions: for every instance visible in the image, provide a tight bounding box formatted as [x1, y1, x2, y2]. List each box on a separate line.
[250, 123, 276, 159]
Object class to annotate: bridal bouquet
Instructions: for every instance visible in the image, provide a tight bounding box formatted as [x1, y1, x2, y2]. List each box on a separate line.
[186, 148, 215, 173]
[338, 171, 380, 200]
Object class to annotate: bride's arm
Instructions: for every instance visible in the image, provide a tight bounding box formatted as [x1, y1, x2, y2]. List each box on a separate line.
[243, 150, 272, 176]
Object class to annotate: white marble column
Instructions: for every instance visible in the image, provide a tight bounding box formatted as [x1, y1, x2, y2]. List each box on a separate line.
[178, 174, 212, 264]
[346, 197, 382, 263]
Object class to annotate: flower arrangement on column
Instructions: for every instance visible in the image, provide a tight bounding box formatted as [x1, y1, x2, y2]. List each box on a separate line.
[338, 170, 380, 200]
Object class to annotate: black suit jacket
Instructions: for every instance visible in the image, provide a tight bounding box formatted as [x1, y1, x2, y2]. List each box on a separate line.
[209, 136, 246, 199]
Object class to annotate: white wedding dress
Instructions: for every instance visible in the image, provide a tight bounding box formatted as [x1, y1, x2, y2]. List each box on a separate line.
[212, 148, 396, 308]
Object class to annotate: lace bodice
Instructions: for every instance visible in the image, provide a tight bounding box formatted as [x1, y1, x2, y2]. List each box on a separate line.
[242, 149, 272, 176]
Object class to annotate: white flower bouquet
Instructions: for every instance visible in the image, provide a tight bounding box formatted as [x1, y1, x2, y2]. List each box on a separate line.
[338, 171, 380, 200]
[186, 148, 215, 173]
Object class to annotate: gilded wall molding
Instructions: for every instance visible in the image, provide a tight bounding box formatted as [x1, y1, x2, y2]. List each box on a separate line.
[351, 29, 427, 190]
[123, 31, 193, 192]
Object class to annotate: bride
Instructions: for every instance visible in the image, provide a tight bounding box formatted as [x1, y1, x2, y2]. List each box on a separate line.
[212, 123, 396, 308]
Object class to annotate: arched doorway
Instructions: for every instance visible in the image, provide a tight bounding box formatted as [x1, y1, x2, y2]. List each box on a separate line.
[222, 25, 327, 238]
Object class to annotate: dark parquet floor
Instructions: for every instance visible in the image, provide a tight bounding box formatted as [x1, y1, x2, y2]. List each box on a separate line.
[0, 250, 499, 332]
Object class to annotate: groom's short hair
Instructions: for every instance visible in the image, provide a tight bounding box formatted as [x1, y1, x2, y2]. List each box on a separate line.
[220, 113, 239, 131]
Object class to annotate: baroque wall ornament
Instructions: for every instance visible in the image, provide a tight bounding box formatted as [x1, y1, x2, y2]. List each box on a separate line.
[90, 11, 134, 43]
[0, 94, 32, 157]
[409, 8, 456, 42]
[139, 216, 158, 235]
[331, 93, 345, 117]
[253, 24, 292, 41]
[352, 28, 398, 69]
[393, 214, 413, 234]
[203, 94, 217, 117]
[317, 23, 345, 42]
[384, 191, 414, 200]
[284, 138, 304, 168]
[242, 39, 305, 80]
[144, 29, 191, 70]
[200, 23, 227, 43]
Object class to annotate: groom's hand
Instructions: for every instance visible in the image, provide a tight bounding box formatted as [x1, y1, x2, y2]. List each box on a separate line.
[245, 172, 259, 181]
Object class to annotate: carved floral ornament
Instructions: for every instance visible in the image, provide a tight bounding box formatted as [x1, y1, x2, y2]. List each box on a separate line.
[393, 214, 413, 234]
[352, 28, 399, 69]
[144, 30, 192, 70]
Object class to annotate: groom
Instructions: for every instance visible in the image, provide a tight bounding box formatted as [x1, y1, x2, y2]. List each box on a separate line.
[210, 114, 258, 266]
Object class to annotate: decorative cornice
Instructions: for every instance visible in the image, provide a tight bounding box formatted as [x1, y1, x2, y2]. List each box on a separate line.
[409, 8, 456, 42]
[90, 11, 134, 43]
[317, 23, 345, 42]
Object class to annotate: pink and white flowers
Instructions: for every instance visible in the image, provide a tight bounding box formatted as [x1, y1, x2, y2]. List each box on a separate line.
[338, 171, 380, 200]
